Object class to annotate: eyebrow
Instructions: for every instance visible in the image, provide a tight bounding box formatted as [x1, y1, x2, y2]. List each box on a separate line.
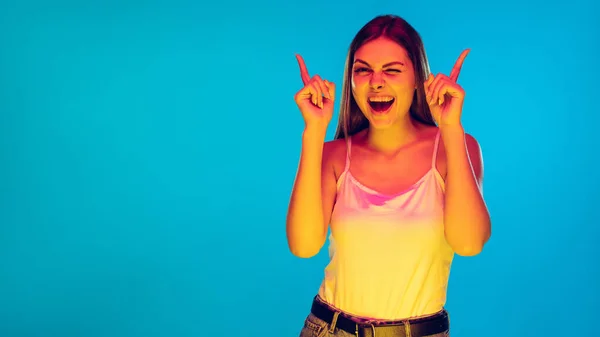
[354, 59, 405, 68]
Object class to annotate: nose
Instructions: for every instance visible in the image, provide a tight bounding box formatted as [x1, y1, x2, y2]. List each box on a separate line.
[369, 73, 384, 90]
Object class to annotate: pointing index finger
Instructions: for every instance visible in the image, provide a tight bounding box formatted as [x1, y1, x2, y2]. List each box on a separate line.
[296, 54, 311, 85]
[449, 49, 470, 82]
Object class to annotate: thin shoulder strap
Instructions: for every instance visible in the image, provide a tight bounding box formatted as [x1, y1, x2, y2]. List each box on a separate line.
[343, 137, 352, 173]
[431, 129, 441, 169]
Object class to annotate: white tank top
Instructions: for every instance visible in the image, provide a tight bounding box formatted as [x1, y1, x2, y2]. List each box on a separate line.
[317, 130, 454, 320]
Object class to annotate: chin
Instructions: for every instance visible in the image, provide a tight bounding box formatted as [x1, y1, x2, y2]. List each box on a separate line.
[367, 115, 397, 129]
[364, 106, 403, 129]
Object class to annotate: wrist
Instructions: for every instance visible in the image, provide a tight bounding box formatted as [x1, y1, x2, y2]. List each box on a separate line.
[303, 125, 328, 140]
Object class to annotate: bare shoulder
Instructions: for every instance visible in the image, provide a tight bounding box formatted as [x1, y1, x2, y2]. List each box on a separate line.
[323, 138, 349, 178]
[323, 137, 346, 153]
[465, 133, 482, 153]
[465, 133, 483, 164]
[464, 132, 484, 183]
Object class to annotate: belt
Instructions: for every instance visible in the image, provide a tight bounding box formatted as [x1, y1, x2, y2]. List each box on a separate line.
[310, 297, 449, 337]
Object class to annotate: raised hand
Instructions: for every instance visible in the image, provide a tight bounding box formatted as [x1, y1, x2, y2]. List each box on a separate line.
[294, 54, 336, 130]
[424, 49, 470, 127]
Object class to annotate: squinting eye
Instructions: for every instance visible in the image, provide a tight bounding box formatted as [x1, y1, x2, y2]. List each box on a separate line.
[353, 67, 370, 73]
[386, 69, 402, 73]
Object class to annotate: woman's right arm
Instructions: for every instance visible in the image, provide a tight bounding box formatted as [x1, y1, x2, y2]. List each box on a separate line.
[287, 54, 337, 258]
[286, 127, 338, 258]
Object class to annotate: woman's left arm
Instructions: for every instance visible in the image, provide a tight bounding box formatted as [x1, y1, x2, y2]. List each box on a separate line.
[425, 49, 491, 256]
[441, 126, 491, 256]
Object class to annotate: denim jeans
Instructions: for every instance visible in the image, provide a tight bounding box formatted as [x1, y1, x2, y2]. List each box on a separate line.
[298, 313, 450, 337]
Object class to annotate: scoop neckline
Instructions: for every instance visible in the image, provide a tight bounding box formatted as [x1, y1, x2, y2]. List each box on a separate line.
[344, 168, 442, 198]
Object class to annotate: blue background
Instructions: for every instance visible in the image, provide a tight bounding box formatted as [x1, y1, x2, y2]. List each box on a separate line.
[0, 0, 598, 336]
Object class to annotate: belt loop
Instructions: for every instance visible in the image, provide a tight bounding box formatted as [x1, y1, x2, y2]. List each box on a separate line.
[370, 323, 376, 337]
[328, 311, 340, 334]
[404, 320, 411, 337]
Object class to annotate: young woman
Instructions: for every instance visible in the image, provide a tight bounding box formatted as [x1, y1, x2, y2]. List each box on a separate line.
[286, 14, 491, 337]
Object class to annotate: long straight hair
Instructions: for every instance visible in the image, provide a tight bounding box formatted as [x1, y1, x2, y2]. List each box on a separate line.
[334, 15, 435, 140]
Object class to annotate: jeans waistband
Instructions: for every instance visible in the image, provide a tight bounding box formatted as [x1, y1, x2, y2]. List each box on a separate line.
[310, 296, 449, 337]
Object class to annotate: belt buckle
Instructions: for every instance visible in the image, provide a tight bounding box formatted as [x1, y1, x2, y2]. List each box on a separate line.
[357, 320, 410, 337]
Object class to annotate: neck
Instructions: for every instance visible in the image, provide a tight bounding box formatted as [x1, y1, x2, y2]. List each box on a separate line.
[365, 114, 421, 153]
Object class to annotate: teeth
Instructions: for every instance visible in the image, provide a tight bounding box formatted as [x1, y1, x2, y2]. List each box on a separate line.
[369, 96, 394, 102]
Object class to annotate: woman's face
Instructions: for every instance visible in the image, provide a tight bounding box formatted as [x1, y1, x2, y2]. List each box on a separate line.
[351, 37, 416, 129]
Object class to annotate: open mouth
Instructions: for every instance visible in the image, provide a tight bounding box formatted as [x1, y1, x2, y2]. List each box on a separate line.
[368, 96, 395, 114]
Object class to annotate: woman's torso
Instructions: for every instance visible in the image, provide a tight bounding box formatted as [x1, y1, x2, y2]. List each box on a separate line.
[317, 127, 455, 321]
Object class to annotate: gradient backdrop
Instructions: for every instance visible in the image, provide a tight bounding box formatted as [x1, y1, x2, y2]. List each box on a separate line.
[0, 0, 598, 336]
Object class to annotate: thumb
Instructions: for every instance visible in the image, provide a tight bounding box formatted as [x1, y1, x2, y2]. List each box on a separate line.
[324, 80, 336, 101]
